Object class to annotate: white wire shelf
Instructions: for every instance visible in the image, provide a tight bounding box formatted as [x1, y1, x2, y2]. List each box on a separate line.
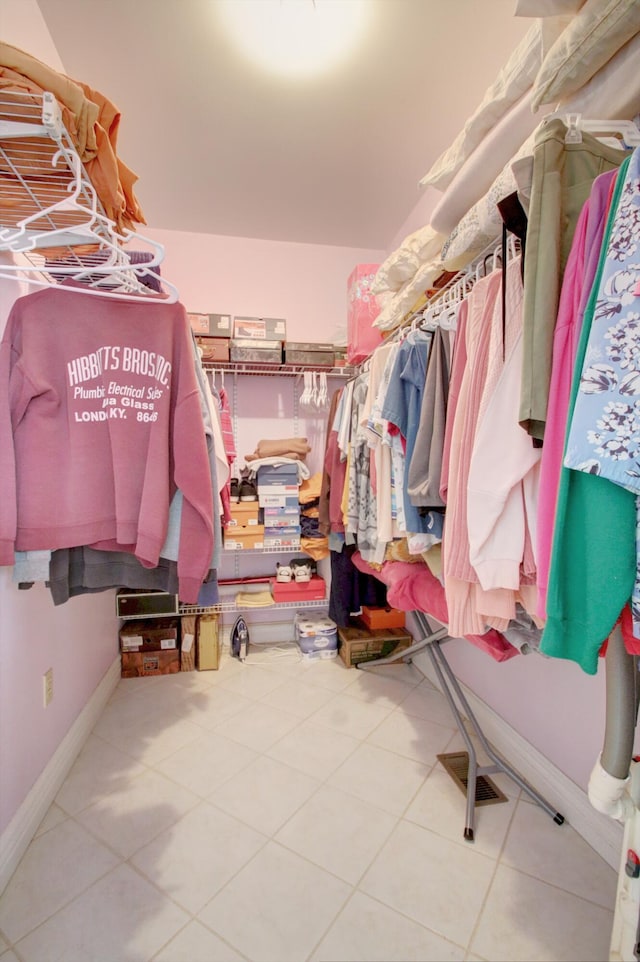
[203, 361, 355, 377]
[179, 597, 328, 617]
[116, 591, 328, 619]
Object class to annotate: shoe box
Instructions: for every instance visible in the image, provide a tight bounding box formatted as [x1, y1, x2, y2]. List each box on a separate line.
[226, 502, 263, 547]
[337, 625, 413, 668]
[357, 605, 406, 630]
[232, 316, 286, 341]
[283, 342, 335, 366]
[256, 465, 299, 503]
[258, 492, 299, 509]
[224, 525, 265, 549]
[230, 338, 283, 364]
[271, 574, 325, 602]
[195, 336, 230, 362]
[228, 502, 261, 526]
[188, 314, 232, 363]
[188, 312, 232, 337]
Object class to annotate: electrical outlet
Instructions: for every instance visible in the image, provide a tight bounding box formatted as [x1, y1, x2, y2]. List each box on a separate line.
[43, 668, 53, 708]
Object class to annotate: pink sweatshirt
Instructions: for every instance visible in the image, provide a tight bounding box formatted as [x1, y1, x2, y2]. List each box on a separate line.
[0, 286, 214, 603]
[536, 168, 617, 619]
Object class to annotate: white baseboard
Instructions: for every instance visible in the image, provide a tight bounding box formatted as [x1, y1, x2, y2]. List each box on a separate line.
[412, 649, 624, 870]
[0, 656, 121, 895]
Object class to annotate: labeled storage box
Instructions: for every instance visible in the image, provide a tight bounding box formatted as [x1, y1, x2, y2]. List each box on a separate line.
[358, 606, 406, 630]
[271, 575, 325, 602]
[188, 312, 232, 337]
[263, 514, 301, 528]
[196, 613, 220, 670]
[256, 463, 299, 483]
[259, 493, 299, 509]
[230, 338, 283, 364]
[195, 336, 230, 362]
[228, 502, 261, 526]
[263, 504, 300, 519]
[284, 342, 335, 366]
[257, 485, 298, 499]
[263, 536, 301, 550]
[121, 649, 180, 677]
[338, 626, 413, 668]
[224, 525, 265, 549]
[119, 619, 179, 652]
[180, 615, 196, 671]
[233, 316, 286, 340]
[264, 525, 301, 538]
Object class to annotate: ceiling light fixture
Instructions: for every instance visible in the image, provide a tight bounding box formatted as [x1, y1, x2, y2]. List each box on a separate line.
[216, 0, 370, 78]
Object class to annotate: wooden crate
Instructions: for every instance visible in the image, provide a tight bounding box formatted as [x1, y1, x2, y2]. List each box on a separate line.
[338, 625, 413, 668]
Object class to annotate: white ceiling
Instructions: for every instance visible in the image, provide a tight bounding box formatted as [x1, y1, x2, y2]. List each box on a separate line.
[36, 0, 531, 250]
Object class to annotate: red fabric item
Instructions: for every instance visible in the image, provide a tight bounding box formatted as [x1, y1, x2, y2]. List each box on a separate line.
[599, 604, 640, 658]
[351, 551, 520, 663]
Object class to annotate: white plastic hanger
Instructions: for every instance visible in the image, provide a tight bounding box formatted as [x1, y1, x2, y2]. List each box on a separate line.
[554, 112, 640, 148]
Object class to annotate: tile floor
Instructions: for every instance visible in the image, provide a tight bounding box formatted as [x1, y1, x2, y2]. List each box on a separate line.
[0, 644, 618, 962]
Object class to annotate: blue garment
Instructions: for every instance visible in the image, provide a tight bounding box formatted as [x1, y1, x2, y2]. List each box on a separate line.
[381, 331, 442, 538]
[563, 146, 640, 637]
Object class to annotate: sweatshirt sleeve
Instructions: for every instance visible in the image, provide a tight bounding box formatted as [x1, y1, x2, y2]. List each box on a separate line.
[172, 326, 215, 604]
[0, 336, 17, 564]
[467, 330, 541, 591]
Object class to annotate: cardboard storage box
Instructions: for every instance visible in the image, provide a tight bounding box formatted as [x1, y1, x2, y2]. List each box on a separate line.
[228, 502, 261, 526]
[256, 463, 299, 483]
[224, 525, 265, 549]
[338, 626, 413, 668]
[230, 338, 283, 364]
[180, 615, 197, 671]
[263, 537, 301, 550]
[263, 514, 301, 528]
[257, 482, 298, 495]
[258, 493, 299, 509]
[263, 504, 300, 519]
[233, 316, 286, 340]
[119, 619, 179, 652]
[264, 525, 301, 538]
[284, 343, 335, 366]
[196, 613, 220, 670]
[358, 606, 406, 630]
[195, 336, 230, 362]
[188, 313, 232, 337]
[121, 649, 180, 677]
[271, 575, 326, 602]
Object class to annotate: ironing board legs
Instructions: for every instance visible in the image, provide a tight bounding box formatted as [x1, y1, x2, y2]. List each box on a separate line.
[357, 611, 564, 841]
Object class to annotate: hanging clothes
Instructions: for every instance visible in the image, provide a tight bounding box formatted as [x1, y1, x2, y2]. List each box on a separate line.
[563, 145, 640, 641]
[536, 166, 619, 620]
[0, 286, 215, 604]
[519, 116, 628, 442]
[541, 154, 636, 674]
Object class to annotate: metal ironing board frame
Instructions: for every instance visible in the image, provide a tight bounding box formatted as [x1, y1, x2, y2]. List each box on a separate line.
[357, 609, 565, 841]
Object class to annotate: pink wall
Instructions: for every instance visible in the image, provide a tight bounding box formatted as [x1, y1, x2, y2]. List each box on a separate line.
[386, 184, 443, 256]
[420, 635, 610, 791]
[0, 1, 121, 840]
[143, 225, 385, 346]
[0, 575, 117, 831]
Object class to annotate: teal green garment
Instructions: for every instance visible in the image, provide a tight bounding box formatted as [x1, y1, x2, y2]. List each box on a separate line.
[540, 155, 636, 675]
